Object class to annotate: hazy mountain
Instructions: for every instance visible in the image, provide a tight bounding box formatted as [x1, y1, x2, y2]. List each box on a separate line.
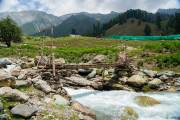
[157, 8, 180, 14]
[0, 10, 62, 35]
[32, 14, 99, 37]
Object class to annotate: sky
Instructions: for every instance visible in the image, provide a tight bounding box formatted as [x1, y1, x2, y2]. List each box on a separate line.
[0, 0, 179, 16]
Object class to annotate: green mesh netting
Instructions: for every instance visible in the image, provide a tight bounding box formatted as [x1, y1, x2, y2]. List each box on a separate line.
[105, 34, 180, 40]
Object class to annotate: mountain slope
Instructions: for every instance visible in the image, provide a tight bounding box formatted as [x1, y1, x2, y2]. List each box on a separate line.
[32, 14, 99, 37]
[59, 11, 121, 23]
[0, 10, 62, 35]
[157, 8, 180, 14]
[102, 18, 174, 37]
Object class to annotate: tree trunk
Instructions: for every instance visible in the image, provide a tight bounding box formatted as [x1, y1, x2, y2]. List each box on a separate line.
[6, 41, 11, 47]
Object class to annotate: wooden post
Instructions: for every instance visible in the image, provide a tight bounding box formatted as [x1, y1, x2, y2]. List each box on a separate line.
[37, 31, 45, 67]
[50, 28, 53, 69]
[102, 67, 105, 83]
[52, 53, 55, 76]
[116, 39, 117, 63]
[125, 40, 127, 65]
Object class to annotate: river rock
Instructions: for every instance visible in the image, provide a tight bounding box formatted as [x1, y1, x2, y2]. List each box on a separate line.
[87, 69, 97, 79]
[34, 56, 49, 65]
[0, 87, 29, 101]
[0, 76, 16, 88]
[10, 66, 22, 73]
[78, 69, 93, 74]
[91, 54, 108, 64]
[172, 73, 180, 78]
[18, 74, 27, 80]
[10, 104, 37, 118]
[0, 58, 12, 67]
[44, 98, 55, 105]
[0, 102, 3, 112]
[120, 106, 139, 119]
[147, 71, 157, 78]
[142, 68, 150, 73]
[16, 80, 32, 88]
[72, 102, 96, 120]
[111, 74, 118, 79]
[127, 75, 145, 87]
[53, 95, 70, 106]
[32, 78, 52, 93]
[159, 75, 168, 81]
[118, 71, 128, 76]
[165, 72, 173, 77]
[0, 69, 8, 75]
[55, 58, 65, 64]
[20, 62, 35, 69]
[81, 54, 95, 63]
[91, 82, 103, 90]
[119, 77, 128, 84]
[166, 89, 177, 92]
[156, 73, 164, 77]
[133, 96, 161, 107]
[148, 78, 162, 89]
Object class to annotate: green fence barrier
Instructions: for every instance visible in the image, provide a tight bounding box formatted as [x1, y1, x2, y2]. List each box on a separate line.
[105, 34, 180, 40]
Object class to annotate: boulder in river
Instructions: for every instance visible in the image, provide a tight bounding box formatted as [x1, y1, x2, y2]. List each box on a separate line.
[87, 69, 97, 79]
[166, 89, 177, 92]
[0, 58, 12, 67]
[119, 106, 139, 119]
[148, 78, 162, 89]
[72, 102, 96, 120]
[133, 96, 161, 107]
[10, 104, 37, 118]
[127, 75, 145, 87]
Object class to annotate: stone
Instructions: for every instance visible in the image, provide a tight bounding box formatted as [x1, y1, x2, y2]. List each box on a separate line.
[119, 77, 128, 84]
[133, 96, 161, 107]
[21, 56, 28, 61]
[33, 78, 52, 93]
[0, 114, 7, 120]
[53, 95, 70, 106]
[55, 58, 65, 64]
[91, 82, 103, 90]
[44, 98, 55, 105]
[0, 69, 8, 75]
[18, 74, 27, 80]
[51, 84, 62, 90]
[111, 74, 118, 79]
[78, 69, 93, 74]
[91, 54, 108, 64]
[165, 72, 173, 77]
[72, 102, 96, 120]
[138, 72, 144, 77]
[27, 58, 33, 62]
[147, 71, 157, 78]
[34, 56, 49, 65]
[0, 87, 29, 101]
[0, 76, 16, 88]
[142, 68, 150, 73]
[119, 106, 139, 119]
[159, 75, 168, 81]
[156, 73, 164, 77]
[166, 89, 177, 92]
[127, 75, 146, 87]
[0, 58, 12, 67]
[148, 78, 162, 89]
[87, 69, 97, 79]
[0, 102, 3, 112]
[16, 80, 32, 88]
[20, 62, 35, 69]
[104, 70, 109, 76]
[81, 54, 95, 63]
[10, 104, 37, 118]
[10, 66, 22, 73]
[172, 73, 180, 78]
[118, 71, 128, 76]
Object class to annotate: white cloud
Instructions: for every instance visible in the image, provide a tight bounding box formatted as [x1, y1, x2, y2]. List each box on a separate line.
[0, 0, 179, 15]
[31, 0, 180, 16]
[0, 0, 19, 13]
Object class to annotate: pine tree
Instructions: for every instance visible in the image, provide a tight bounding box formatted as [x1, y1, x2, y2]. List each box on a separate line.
[156, 15, 162, 29]
[144, 24, 151, 36]
[71, 28, 77, 34]
[138, 20, 141, 26]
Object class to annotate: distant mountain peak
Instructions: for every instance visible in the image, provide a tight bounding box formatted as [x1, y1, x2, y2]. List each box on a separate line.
[110, 11, 118, 14]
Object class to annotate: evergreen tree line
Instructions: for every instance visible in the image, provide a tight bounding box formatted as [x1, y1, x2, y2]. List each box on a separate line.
[84, 9, 175, 37]
[167, 13, 180, 33]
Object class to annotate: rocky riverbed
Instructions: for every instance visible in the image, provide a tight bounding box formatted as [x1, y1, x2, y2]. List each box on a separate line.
[0, 56, 180, 120]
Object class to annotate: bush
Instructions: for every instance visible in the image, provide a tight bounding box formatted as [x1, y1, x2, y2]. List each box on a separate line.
[137, 60, 144, 69]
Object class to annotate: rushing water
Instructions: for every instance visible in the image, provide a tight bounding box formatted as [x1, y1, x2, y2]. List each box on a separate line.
[64, 87, 180, 120]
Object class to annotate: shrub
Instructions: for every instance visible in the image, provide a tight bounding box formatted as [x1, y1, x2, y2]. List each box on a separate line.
[137, 60, 144, 69]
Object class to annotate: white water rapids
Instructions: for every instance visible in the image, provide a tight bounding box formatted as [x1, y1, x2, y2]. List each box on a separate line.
[64, 87, 180, 120]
